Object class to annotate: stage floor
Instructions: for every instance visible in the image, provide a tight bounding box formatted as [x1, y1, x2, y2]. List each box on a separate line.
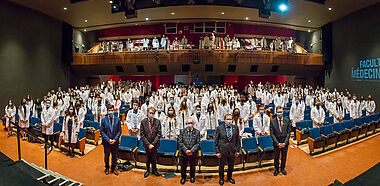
[0, 125, 379, 186]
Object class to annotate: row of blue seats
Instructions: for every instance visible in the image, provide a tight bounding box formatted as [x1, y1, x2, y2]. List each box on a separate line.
[118, 135, 275, 171]
[307, 113, 380, 155]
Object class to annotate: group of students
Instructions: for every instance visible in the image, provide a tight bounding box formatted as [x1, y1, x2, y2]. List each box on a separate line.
[97, 32, 298, 53]
[3, 80, 376, 156]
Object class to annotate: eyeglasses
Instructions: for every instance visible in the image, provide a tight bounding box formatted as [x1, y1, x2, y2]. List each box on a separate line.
[187, 123, 193, 124]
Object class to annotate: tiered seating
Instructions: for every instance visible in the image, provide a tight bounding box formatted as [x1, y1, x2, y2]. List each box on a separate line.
[320, 125, 338, 149]
[343, 120, 359, 140]
[241, 137, 259, 169]
[353, 118, 368, 137]
[332, 122, 349, 144]
[199, 140, 218, 172]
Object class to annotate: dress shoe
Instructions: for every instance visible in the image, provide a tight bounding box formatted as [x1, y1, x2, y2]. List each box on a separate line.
[144, 170, 150, 178]
[273, 169, 279, 176]
[227, 178, 235, 184]
[112, 169, 119, 176]
[104, 168, 110, 175]
[180, 178, 186, 185]
[152, 170, 160, 176]
[190, 177, 195, 183]
[219, 179, 224, 185]
[281, 169, 287, 175]
[70, 152, 75, 158]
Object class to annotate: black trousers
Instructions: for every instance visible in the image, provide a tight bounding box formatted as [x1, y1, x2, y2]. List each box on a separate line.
[274, 144, 288, 171]
[180, 155, 197, 179]
[146, 148, 158, 171]
[219, 154, 234, 180]
[104, 143, 118, 170]
[291, 125, 296, 139]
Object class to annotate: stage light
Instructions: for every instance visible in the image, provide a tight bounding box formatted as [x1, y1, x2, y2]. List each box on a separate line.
[221, 12, 225, 15]
[245, 17, 249, 20]
[308, 29, 311, 32]
[84, 29, 87, 32]
[145, 17, 149, 21]
[109, 1, 113, 3]
[279, 4, 288, 12]
[171, 12, 175, 15]
[63, 7, 67, 10]
[328, 7, 332, 11]
[84, 19, 88, 22]
[308, 20, 311, 23]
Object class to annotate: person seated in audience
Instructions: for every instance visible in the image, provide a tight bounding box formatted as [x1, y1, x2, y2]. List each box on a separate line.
[4, 100, 16, 137]
[365, 95, 376, 115]
[126, 102, 144, 137]
[62, 105, 80, 158]
[253, 105, 271, 138]
[311, 99, 325, 128]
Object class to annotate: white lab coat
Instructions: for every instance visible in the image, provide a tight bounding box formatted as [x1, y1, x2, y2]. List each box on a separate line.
[126, 109, 144, 130]
[365, 101, 376, 115]
[18, 105, 31, 128]
[244, 101, 257, 117]
[5, 105, 16, 127]
[289, 102, 305, 127]
[77, 107, 86, 128]
[176, 110, 190, 134]
[41, 107, 55, 135]
[92, 104, 107, 122]
[333, 105, 345, 123]
[191, 113, 207, 140]
[350, 101, 361, 119]
[154, 111, 166, 125]
[252, 113, 270, 137]
[62, 116, 80, 144]
[152, 38, 159, 49]
[218, 105, 229, 121]
[163, 116, 178, 139]
[311, 107, 325, 128]
[233, 118, 245, 137]
[205, 112, 218, 130]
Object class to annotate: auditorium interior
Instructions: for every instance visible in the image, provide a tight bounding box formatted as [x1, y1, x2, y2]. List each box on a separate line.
[0, 0, 380, 186]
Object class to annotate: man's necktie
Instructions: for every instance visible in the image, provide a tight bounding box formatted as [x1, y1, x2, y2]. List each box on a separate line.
[279, 119, 283, 133]
[149, 119, 153, 134]
[227, 126, 232, 141]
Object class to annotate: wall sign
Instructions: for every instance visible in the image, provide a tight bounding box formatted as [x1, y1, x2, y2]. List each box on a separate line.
[351, 57, 380, 81]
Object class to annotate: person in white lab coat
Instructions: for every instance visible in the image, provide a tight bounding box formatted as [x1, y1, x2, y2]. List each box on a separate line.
[177, 101, 191, 134]
[232, 108, 245, 137]
[164, 106, 178, 139]
[126, 102, 144, 137]
[218, 98, 229, 121]
[332, 99, 345, 123]
[252, 105, 270, 138]
[62, 106, 80, 158]
[350, 96, 361, 119]
[160, 35, 167, 49]
[310, 100, 325, 128]
[205, 103, 218, 131]
[152, 37, 159, 50]
[142, 37, 150, 51]
[154, 104, 166, 125]
[92, 98, 107, 123]
[191, 105, 207, 140]
[5, 100, 16, 137]
[18, 99, 31, 140]
[113, 95, 122, 117]
[41, 100, 55, 150]
[365, 95, 376, 116]
[289, 98, 305, 139]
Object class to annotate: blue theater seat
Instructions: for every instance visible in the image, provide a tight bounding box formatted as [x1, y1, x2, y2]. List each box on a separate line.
[76, 128, 86, 155]
[304, 114, 311, 120]
[332, 122, 349, 144]
[206, 129, 216, 139]
[353, 118, 368, 137]
[135, 139, 147, 163]
[118, 135, 138, 165]
[295, 120, 312, 145]
[257, 135, 274, 166]
[85, 121, 100, 145]
[344, 113, 350, 121]
[218, 121, 225, 126]
[157, 139, 179, 171]
[59, 116, 64, 124]
[242, 137, 259, 169]
[325, 116, 334, 125]
[343, 120, 359, 140]
[199, 140, 218, 172]
[30, 117, 41, 126]
[307, 128, 325, 155]
[320, 125, 338, 148]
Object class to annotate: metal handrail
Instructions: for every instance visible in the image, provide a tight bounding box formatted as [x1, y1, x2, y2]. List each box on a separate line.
[10, 121, 51, 169]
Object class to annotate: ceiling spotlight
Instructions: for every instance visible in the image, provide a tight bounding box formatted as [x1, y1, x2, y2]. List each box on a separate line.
[84, 19, 88, 23]
[308, 20, 311, 23]
[308, 29, 311, 32]
[63, 7, 67, 10]
[135, 23, 138, 25]
[171, 12, 175, 15]
[109, 0, 113, 3]
[84, 29, 87, 32]
[221, 12, 225, 15]
[245, 17, 249, 20]
[279, 3, 288, 12]
[328, 7, 332, 11]
[145, 17, 149, 21]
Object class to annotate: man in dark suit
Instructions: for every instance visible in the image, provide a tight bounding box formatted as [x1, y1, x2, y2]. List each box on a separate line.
[140, 107, 161, 178]
[100, 105, 122, 176]
[215, 114, 241, 185]
[270, 106, 291, 176]
[178, 118, 200, 184]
